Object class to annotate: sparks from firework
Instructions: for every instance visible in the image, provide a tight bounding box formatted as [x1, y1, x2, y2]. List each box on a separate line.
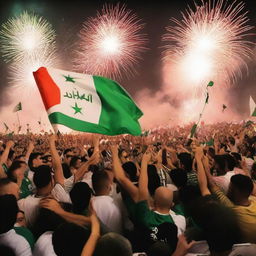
[163, 0, 254, 87]
[0, 11, 56, 63]
[74, 4, 147, 80]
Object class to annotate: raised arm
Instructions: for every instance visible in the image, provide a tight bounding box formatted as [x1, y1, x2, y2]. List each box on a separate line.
[110, 144, 139, 202]
[74, 135, 100, 182]
[81, 208, 100, 256]
[138, 150, 151, 201]
[49, 135, 65, 186]
[193, 146, 211, 196]
[25, 141, 34, 163]
[0, 140, 14, 166]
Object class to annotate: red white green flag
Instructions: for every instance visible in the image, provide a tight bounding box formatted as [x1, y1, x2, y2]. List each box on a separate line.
[33, 67, 143, 135]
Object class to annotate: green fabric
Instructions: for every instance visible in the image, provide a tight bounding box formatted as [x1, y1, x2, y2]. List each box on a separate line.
[19, 177, 33, 199]
[2, 163, 8, 174]
[252, 108, 256, 117]
[94, 76, 143, 136]
[14, 226, 35, 249]
[190, 124, 197, 138]
[135, 200, 174, 228]
[173, 204, 186, 217]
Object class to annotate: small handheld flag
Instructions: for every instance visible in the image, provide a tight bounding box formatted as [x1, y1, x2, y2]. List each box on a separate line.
[13, 102, 22, 112]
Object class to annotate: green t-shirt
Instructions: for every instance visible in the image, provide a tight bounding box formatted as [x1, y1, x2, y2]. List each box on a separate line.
[19, 177, 33, 199]
[14, 226, 35, 249]
[135, 200, 174, 228]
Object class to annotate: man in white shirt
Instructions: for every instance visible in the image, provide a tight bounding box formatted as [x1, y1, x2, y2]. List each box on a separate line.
[0, 194, 32, 256]
[91, 170, 123, 234]
[18, 165, 71, 228]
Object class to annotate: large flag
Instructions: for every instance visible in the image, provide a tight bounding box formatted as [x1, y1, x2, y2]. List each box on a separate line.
[33, 67, 143, 135]
[13, 102, 22, 112]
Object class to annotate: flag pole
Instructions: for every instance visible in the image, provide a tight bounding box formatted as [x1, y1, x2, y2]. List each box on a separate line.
[16, 112, 21, 133]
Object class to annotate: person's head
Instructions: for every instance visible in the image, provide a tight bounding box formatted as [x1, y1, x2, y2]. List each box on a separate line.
[119, 149, 130, 164]
[28, 152, 43, 171]
[0, 178, 19, 199]
[146, 241, 173, 256]
[224, 154, 236, 171]
[70, 156, 82, 170]
[190, 195, 241, 254]
[0, 194, 18, 234]
[178, 153, 193, 172]
[147, 165, 161, 196]
[63, 149, 74, 165]
[231, 152, 242, 168]
[214, 155, 227, 175]
[33, 165, 54, 193]
[154, 187, 173, 210]
[162, 149, 168, 166]
[52, 223, 90, 256]
[94, 232, 133, 256]
[92, 170, 111, 196]
[169, 168, 187, 188]
[227, 174, 254, 203]
[16, 210, 26, 227]
[229, 136, 235, 146]
[7, 160, 27, 182]
[70, 182, 92, 214]
[122, 161, 138, 182]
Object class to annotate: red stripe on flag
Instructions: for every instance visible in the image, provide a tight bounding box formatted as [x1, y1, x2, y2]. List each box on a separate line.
[33, 67, 61, 110]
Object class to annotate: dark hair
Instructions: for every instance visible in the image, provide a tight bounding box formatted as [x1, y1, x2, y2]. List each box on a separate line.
[7, 161, 26, 182]
[92, 171, 109, 194]
[122, 161, 138, 182]
[0, 194, 18, 233]
[231, 152, 242, 167]
[94, 232, 133, 256]
[214, 155, 227, 175]
[224, 154, 236, 171]
[190, 195, 242, 252]
[70, 182, 92, 214]
[33, 165, 52, 189]
[70, 156, 81, 169]
[146, 241, 173, 256]
[229, 136, 235, 146]
[28, 152, 43, 171]
[63, 149, 72, 156]
[87, 147, 94, 157]
[52, 223, 90, 256]
[169, 168, 187, 188]
[62, 163, 71, 179]
[230, 174, 254, 198]
[162, 149, 168, 166]
[147, 165, 161, 196]
[178, 153, 193, 172]
[0, 178, 14, 190]
[8, 150, 15, 161]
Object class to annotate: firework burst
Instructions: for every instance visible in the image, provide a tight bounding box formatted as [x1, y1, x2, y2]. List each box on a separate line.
[74, 4, 147, 80]
[163, 0, 254, 87]
[0, 11, 56, 63]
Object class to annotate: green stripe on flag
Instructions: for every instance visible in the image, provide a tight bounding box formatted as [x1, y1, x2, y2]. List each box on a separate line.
[49, 112, 142, 136]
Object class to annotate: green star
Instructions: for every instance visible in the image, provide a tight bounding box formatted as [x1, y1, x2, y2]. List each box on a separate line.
[63, 75, 75, 83]
[72, 102, 82, 114]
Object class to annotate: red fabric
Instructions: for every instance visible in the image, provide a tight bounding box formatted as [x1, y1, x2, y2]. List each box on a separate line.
[33, 67, 60, 110]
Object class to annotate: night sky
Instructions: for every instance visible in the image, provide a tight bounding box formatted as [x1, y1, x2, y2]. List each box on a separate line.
[0, 0, 256, 113]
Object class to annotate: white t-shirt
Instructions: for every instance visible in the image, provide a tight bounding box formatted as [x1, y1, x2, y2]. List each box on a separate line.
[33, 231, 56, 256]
[0, 229, 32, 256]
[91, 195, 123, 234]
[18, 184, 71, 227]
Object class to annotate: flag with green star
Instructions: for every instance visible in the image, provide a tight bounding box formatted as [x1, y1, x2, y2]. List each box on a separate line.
[33, 67, 143, 135]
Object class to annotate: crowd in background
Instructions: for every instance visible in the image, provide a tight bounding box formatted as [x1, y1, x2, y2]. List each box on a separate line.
[0, 121, 256, 256]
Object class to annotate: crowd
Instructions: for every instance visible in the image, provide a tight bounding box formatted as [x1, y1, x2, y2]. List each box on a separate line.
[0, 121, 256, 256]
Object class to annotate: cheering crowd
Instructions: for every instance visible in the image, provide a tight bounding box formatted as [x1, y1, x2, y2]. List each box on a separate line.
[0, 121, 256, 256]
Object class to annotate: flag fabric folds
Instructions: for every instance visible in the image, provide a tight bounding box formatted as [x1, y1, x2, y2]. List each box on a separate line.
[33, 67, 143, 136]
[13, 102, 22, 112]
